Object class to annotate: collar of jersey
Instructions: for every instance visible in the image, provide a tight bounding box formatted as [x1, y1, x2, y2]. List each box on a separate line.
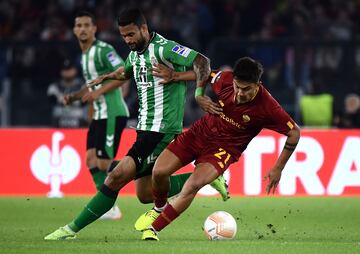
[136, 32, 156, 55]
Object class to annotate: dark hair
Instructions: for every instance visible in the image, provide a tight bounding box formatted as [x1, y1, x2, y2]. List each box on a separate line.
[75, 11, 95, 24]
[117, 8, 147, 27]
[233, 57, 263, 83]
[61, 59, 75, 70]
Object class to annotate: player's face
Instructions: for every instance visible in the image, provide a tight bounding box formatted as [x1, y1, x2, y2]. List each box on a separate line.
[73, 16, 96, 42]
[119, 23, 148, 51]
[233, 79, 260, 104]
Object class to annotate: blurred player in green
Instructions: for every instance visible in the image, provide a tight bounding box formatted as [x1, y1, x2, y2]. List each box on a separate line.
[63, 11, 130, 219]
[45, 8, 228, 240]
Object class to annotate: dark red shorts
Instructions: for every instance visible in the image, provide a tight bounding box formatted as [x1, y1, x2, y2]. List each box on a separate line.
[167, 128, 237, 175]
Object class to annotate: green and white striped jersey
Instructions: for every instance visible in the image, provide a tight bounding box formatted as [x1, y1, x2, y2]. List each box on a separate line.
[124, 33, 198, 134]
[81, 40, 129, 120]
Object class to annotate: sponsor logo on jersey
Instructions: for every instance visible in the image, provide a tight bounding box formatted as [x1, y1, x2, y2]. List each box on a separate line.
[106, 51, 121, 67]
[220, 113, 244, 129]
[171, 45, 191, 57]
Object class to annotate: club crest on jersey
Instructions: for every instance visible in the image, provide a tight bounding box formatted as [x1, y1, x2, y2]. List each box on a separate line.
[150, 57, 158, 66]
[171, 45, 191, 57]
[106, 51, 121, 67]
[242, 114, 251, 122]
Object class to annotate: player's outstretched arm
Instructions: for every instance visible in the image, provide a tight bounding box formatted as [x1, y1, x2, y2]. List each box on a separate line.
[87, 66, 130, 88]
[264, 124, 301, 194]
[63, 86, 88, 105]
[193, 54, 222, 115]
[82, 80, 130, 103]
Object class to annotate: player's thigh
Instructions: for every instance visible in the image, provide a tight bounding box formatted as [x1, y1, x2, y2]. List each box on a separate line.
[96, 158, 112, 171]
[152, 148, 183, 178]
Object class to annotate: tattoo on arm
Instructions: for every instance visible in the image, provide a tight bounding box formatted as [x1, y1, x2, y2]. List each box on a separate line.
[284, 142, 298, 151]
[193, 53, 211, 87]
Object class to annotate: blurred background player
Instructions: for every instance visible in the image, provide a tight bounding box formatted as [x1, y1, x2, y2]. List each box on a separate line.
[47, 59, 87, 128]
[137, 57, 301, 240]
[44, 7, 228, 240]
[63, 11, 130, 219]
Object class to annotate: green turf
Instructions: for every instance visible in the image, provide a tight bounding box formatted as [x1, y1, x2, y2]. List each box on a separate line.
[0, 196, 359, 254]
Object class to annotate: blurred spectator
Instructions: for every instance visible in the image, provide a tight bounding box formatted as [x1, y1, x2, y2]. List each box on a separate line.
[334, 93, 360, 128]
[47, 60, 87, 128]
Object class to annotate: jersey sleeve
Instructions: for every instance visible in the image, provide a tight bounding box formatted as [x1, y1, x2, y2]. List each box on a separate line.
[263, 93, 296, 135]
[162, 40, 198, 67]
[210, 71, 224, 96]
[101, 46, 125, 72]
[124, 54, 133, 77]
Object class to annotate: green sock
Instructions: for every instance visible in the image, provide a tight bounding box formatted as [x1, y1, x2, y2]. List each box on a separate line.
[168, 173, 191, 197]
[90, 167, 107, 190]
[68, 185, 118, 232]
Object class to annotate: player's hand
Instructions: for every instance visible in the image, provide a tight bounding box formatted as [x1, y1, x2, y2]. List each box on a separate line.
[87, 75, 106, 88]
[63, 94, 74, 105]
[195, 95, 223, 115]
[152, 63, 174, 84]
[264, 168, 282, 194]
[81, 91, 99, 103]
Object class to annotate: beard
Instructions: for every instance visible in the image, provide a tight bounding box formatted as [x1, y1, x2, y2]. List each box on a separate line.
[128, 35, 147, 51]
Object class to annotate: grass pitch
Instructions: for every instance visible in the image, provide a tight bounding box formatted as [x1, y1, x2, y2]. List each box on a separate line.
[0, 196, 359, 254]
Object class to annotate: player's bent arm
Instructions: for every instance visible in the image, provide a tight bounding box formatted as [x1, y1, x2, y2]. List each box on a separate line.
[104, 66, 130, 81]
[265, 124, 301, 194]
[64, 85, 88, 105]
[193, 53, 211, 89]
[192, 54, 222, 114]
[274, 124, 301, 169]
[94, 80, 127, 96]
[87, 66, 130, 88]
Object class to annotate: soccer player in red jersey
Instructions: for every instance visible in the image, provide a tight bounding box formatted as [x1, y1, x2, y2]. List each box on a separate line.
[137, 56, 301, 240]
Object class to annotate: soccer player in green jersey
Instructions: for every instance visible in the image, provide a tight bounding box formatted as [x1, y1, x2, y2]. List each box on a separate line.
[63, 11, 130, 219]
[44, 8, 228, 240]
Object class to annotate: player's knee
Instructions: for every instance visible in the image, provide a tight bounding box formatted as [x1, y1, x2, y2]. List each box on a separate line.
[97, 160, 111, 171]
[86, 156, 96, 168]
[152, 166, 169, 180]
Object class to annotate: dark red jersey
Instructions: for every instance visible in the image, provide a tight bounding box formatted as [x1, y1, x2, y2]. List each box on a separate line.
[190, 71, 295, 160]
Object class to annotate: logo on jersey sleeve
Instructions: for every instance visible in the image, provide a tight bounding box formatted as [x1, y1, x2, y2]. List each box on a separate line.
[242, 114, 251, 122]
[171, 45, 191, 57]
[106, 51, 121, 67]
[287, 121, 294, 129]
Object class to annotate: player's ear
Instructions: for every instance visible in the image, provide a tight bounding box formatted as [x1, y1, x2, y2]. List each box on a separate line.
[140, 23, 148, 34]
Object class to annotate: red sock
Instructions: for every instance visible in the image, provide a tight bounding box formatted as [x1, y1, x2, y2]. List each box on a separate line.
[152, 204, 179, 232]
[153, 189, 168, 209]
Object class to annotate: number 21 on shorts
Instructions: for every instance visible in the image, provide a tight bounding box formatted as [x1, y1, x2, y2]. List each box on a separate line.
[213, 148, 231, 169]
